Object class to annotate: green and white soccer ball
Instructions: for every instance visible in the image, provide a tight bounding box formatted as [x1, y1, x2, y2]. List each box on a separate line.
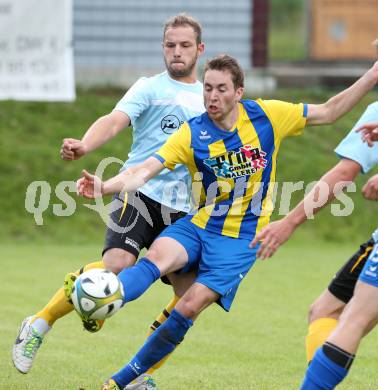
[71, 269, 124, 320]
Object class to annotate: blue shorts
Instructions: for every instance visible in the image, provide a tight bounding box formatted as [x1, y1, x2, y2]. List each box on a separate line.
[359, 242, 378, 287]
[158, 216, 258, 311]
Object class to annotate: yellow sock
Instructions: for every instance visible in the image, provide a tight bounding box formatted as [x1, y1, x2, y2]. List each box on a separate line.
[34, 261, 105, 326]
[305, 317, 338, 363]
[145, 295, 180, 375]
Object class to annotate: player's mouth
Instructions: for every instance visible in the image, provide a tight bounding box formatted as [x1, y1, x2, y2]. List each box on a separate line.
[207, 105, 220, 114]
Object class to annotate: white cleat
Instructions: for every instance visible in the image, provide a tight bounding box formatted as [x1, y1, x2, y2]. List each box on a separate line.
[12, 316, 43, 374]
[125, 374, 158, 390]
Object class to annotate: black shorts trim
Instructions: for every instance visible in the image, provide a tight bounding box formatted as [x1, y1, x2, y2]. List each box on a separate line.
[328, 238, 375, 303]
[103, 191, 186, 258]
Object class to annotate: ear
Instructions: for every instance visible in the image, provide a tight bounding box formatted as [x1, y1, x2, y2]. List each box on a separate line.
[197, 42, 205, 56]
[235, 87, 244, 101]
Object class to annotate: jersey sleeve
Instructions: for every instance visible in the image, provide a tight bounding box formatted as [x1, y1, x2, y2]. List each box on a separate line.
[154, 122, 192, 170]
[113, 77, 151, 125]
[260, 99, 307, 139]
[335, 102, 378, 174]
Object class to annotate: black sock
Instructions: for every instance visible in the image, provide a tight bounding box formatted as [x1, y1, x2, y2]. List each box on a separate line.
[323, 341, 355, 370]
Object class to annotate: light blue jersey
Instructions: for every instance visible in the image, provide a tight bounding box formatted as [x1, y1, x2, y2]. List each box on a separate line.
[335, 101, 378, 240]
[335, 102, 378, 173]
[114, 71, 204, 212]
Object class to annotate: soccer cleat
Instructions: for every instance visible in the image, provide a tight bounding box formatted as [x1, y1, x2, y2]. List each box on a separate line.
[101, 378, 120, 390]
[125, 374, 158, 390]
[63, 272, 77, 304]
[64, 272, 105, 333]
[12, 316, 43, 374]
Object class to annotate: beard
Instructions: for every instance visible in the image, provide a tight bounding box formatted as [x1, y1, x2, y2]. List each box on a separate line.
[165, 54, 198, 78]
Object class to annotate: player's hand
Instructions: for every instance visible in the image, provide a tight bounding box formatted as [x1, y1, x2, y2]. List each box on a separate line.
[249, 218, 296, 259]
[356, 122, 378, 147]
[77, 169, 103, 198]
[60, 138, 87, 160]
[362, 174, 378, 201]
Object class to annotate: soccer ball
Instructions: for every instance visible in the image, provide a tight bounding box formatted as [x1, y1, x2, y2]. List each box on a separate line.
[71, 269, 124, 320]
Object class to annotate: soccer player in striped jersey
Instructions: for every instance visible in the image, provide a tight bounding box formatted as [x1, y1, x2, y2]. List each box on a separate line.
[76, 54, 378, 389]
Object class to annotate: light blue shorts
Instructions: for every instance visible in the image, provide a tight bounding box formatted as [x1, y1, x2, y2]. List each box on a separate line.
[359, 242, 378, 287]
[158, 216, 258, 311]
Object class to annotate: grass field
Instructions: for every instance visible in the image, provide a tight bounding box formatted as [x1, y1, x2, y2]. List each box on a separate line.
[2, 241, 378, 389]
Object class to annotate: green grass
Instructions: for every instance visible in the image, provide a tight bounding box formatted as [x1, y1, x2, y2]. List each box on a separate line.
[1, 241, 378, 389]
[269, 0, 307, 61]
[1, 88, 377, 245]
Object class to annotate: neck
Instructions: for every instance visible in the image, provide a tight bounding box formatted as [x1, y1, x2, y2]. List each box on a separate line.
[213, 104, 240, 131]
[168, 70, 197, 84]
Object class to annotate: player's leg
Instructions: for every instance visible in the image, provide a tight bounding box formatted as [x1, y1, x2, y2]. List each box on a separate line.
[301, 242, 378, 389]
[142, 271, 196, 377]
[107, 282, 218, 389]
[305, 238, 374, 363]
[12, 193, 141, 373]
[105, 227, 258, 389]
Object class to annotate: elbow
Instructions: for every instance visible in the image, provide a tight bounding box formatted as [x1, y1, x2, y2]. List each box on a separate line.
[333, 160, 360, 182]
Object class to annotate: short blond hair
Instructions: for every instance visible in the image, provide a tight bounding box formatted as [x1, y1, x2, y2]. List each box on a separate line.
[163, 13, 202, 45]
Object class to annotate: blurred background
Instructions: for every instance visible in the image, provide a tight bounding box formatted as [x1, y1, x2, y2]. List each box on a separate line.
[0, 0, 377, 244]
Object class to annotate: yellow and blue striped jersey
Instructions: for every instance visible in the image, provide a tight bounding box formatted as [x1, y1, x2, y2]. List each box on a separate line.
[154, 99, 307, 239]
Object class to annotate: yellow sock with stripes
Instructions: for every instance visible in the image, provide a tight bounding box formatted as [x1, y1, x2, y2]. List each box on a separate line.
[33, 261, 105, 326]
[145, 295, 180, 375]
[305, 317, 338, 363]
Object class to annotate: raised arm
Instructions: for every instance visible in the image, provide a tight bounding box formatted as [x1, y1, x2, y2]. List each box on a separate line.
[77, 156, 164, 198]
[61, 110, 131, 160]
[251, 158, 361, 258]
[306, 62, 378, 126]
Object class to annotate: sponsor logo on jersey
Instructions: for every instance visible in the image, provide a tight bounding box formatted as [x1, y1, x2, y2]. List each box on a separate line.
[199, 130, 212, 140]
[204, 145, 267, 178]
[161, 114, 183, 134]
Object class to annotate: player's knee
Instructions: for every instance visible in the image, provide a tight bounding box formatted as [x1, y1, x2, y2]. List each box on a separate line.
[308, 294, 344, 323]
[176, 297, 200, 319]
[308, 300, 323, 323]
[102, 248, 137, 274]
[145, 245, 164, 262]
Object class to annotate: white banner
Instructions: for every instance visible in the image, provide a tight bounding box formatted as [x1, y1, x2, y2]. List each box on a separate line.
[0, 0, 75, 101]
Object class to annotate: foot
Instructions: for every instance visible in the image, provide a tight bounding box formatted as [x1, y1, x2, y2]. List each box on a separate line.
[101, 378, 120, 390]
[64, 272, 105, 333]
[12, 316, 43, 374]
[125, 374, 158, 390]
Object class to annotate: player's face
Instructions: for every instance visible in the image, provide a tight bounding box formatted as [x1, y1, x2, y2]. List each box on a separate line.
[204, 69, 243, 125]
[163, 26, 204, 81]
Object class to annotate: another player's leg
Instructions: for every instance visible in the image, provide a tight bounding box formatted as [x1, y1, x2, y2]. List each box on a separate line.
[12, 259, 105, 374]
[305, 290, 344, 364]
[301, 242, 378, 389]
[301, 281, 378, 389]
[305, 238, 374, 363]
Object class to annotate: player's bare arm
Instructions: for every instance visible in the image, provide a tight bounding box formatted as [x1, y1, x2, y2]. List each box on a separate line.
[362, 174, 378, 201]
[77, 156, 164, 198]
[306, 61, 378, 126]
[356, 121, 378, 147]
[61, 110, 131, 160]
[251, 159, 361, 259]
